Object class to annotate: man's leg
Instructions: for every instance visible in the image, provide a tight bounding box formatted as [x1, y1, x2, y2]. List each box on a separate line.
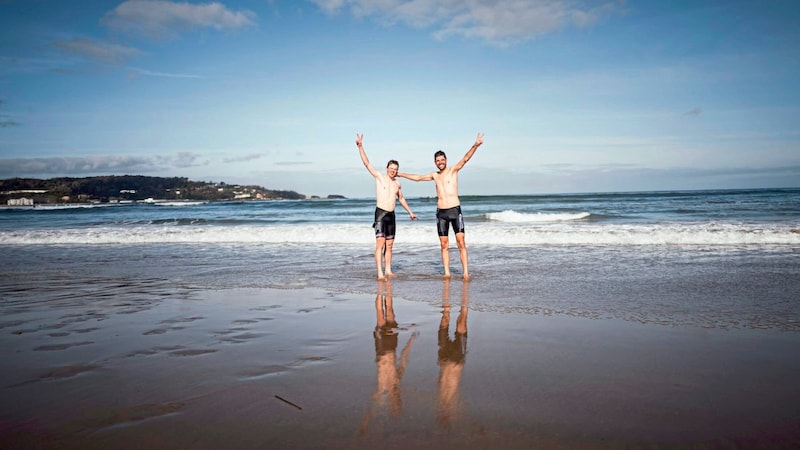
[375, 237, 387, 280]
[439, 236, 451, 278]
[455, 233, 469, 280]
[375, 293, 386, 327]
[384, 239, 395, 276]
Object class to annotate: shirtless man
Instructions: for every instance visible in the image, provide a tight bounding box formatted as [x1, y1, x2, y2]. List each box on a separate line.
[357, 134, 417, 280]
[398, 133, 483, 280]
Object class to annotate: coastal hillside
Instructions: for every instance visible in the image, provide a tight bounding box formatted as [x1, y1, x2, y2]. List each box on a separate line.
[0, 175, 306, 204]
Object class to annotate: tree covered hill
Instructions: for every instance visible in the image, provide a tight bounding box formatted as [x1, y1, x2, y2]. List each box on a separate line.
[0, 175, 306, 204]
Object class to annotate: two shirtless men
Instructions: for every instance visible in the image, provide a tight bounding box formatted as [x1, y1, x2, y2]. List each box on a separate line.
[357, 132, 484, 281]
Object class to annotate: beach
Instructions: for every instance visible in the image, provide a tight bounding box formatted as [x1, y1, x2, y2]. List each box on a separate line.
[1, 190, 799, 448]
[2, 259, 799, 449]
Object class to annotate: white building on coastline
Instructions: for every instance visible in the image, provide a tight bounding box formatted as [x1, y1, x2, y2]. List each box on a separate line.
[7, 197, 34, 206]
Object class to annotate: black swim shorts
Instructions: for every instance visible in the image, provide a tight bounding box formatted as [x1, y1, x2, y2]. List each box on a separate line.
[373, 207, 396, 240]
[436, 205, 465, 237]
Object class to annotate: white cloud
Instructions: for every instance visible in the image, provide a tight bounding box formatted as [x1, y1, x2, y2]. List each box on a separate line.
[309, 0, 623, 44]
[102, 0, 256, 38]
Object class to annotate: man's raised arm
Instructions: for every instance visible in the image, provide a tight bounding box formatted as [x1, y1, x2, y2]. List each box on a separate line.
[453, 132, 484, 171]
[356, 133, 380, 178]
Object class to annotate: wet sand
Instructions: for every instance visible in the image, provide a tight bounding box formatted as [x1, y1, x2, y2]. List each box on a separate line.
[1, 281, 799, 449]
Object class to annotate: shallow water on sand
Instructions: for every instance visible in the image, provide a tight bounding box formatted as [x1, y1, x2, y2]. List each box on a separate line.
[3, 242, 798, 331]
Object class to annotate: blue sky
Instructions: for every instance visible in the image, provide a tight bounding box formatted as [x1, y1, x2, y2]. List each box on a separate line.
[1, 0, 798, 198]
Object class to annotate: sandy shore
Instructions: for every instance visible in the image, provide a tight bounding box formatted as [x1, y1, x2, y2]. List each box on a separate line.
[1, 281, 799, 449]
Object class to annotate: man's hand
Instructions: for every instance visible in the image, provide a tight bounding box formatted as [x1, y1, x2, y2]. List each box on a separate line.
[356, 133, 364, 147]
[474, 132, 484, 147]
[410, 213, 418, 221]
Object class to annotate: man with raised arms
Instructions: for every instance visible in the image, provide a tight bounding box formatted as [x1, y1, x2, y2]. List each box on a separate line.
[357, 134, 417, 281]
[398, 133, 484, 280]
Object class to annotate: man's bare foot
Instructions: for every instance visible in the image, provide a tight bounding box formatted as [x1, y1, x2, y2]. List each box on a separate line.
[378, 274, 386, 281]
[386, 272, 397, 278]
[463, 273, 471, 281]
[442, 273, 451, 279]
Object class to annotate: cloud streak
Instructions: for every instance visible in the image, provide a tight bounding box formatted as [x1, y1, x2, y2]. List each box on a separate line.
[0, 154, 206, 177]
[128, 67, 204, 78]
[223, 153, 263, 163]
[683, 106, 702, 116]
[0, 99, 19, 127]
[309, 0, 623, 44]
[274, 161, 312, 166]
[52, 37, 144, 64]
[102, 0, 256, 38]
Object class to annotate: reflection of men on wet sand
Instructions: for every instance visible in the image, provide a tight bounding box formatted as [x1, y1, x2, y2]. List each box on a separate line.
[438, 278, 469, 428]
[359, 280, 418, 435]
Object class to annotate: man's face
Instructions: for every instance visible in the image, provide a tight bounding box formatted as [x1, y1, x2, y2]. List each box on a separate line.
[387, 164, 398, 178]
[435, 155, 447, 171]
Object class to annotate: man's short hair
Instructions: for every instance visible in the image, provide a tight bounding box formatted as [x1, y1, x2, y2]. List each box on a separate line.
[434, 150, 446, 159]
[387, 159, 399, 168]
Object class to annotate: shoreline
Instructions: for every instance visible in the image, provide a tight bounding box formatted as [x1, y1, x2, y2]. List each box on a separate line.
[2, 284, 799, 449]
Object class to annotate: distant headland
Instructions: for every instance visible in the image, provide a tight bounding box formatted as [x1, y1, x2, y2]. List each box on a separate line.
[0, 176, 345, 205]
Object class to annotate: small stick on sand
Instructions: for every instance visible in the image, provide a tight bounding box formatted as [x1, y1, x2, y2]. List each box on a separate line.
[275, 395, 302, 410]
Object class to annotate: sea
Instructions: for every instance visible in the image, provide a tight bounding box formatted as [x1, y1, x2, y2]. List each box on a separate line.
[2, 188, 799, 331]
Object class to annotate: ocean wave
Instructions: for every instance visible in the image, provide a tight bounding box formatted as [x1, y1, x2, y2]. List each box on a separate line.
[486, 210, 591, 222]
[1, 203, 125, 210]
[149, 201, 208, 206]
[2, 223, 798, 246]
